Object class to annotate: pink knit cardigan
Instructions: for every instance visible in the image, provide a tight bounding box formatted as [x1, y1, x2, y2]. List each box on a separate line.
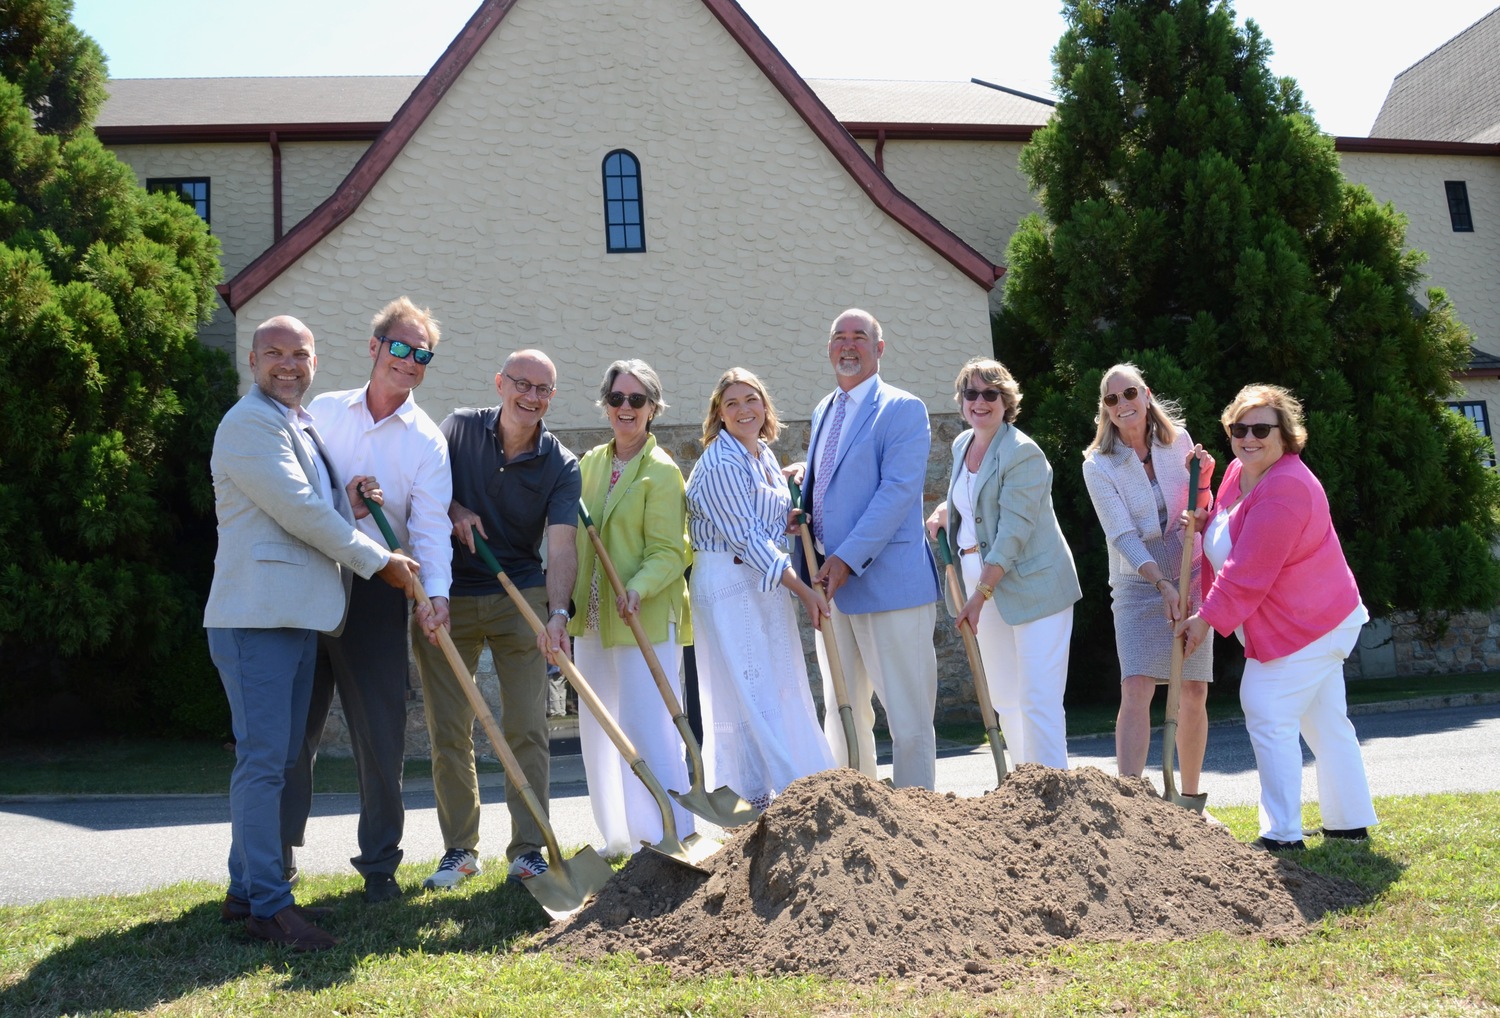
[1199, 453, 1361, 662]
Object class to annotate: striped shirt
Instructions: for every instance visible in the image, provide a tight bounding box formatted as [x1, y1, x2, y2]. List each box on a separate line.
[685, 434, 793, 593]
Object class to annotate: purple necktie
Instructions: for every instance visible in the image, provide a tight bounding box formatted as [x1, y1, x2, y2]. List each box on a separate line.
[812, 392, 848, 546]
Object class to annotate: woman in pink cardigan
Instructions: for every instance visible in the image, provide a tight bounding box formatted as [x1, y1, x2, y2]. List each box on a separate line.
[1177, 384, 1377, 852]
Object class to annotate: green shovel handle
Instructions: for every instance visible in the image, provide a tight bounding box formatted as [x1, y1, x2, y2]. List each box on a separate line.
[935, 526, 954, 568]
[787, 476, 804, 510]
[364, 499, 402, 552]
[471, 526, 505, 576]
[1188, 455, 1200, 502]
[578, 500, 596, 531]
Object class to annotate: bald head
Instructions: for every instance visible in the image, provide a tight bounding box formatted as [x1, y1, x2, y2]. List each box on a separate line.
[250, 315, 317, 408]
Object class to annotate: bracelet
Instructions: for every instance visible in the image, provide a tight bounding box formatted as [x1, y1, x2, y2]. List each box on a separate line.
[975, 581, 995, 601]
[548, 608, 570, 621]
[1154, 578, 1171, 592]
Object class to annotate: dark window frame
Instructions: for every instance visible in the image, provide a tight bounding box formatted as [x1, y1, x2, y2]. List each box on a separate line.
[1449, 399, 1494, 466]
[601, 150, 645, 253]
[147, 177, 210, 225]
[1444, 180, 1474, 233]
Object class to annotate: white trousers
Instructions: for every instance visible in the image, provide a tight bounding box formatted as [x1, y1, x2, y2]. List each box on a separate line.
[816, 601, 939, 789]
[574, 630, 695, 856]
[962, 556, 1071, 769]
[1239, 612, 1377, 842]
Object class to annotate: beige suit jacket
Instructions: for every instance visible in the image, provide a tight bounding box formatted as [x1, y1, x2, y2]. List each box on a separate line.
[203, 386, 389, 633]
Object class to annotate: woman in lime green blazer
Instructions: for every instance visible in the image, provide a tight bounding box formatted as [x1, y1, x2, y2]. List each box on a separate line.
[567, 359, 693, 855]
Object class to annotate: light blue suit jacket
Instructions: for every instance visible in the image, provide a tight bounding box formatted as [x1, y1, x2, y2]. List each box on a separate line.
[203, 386, 389, 634]
[944, 423, 1081, 626]
[794, 377, 940, 615]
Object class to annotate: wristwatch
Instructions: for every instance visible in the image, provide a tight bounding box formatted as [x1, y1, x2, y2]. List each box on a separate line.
[548, 608, 571, 622]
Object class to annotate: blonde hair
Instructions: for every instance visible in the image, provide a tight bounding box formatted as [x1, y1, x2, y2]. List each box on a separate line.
[952, 357, 1021, 424]
[1085, 362, 1183, 455]
[1220, 383, 1307, 453]
[701, 367, 781, 446]
[371, 296, 440, 346]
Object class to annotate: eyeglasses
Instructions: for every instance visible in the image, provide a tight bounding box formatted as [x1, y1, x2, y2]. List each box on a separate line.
[505, 373, 556, 398]
[1229, 422, 1276, 440]
[962, 388, 1002, 403]
[605, 391, 651, 409]
[1102, 386, 1139, 407]
[377, 336, 435, 365]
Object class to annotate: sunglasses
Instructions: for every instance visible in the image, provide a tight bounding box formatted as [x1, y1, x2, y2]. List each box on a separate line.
[505, 373, 556, 398]
[962, 388, 1002, 403]
[605, 391, 651, 409]
[1229, 422, 1276, 440]
[1102, 386, 1140, 407]
[377, 336, 435, 365]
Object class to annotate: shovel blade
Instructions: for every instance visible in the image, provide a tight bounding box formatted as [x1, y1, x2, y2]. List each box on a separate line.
[1166, 791, 1209, 815]
[643, 830, 722, 873]
[671, 784, 762, 829]
[521, 845, 615, 920]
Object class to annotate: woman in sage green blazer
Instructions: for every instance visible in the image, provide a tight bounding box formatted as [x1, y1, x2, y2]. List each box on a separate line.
[926, 357, 1081, 768]
[567, 359, 694, 856]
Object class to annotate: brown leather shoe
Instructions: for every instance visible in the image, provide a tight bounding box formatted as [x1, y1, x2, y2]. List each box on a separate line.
[244, 905, 338, 951]
[221, 894, 332, 923]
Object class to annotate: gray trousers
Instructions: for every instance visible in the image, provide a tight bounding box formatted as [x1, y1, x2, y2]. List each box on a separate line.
[281, 576, 409, 878]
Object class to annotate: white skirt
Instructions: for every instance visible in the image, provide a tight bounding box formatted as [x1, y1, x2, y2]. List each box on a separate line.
[690, 551, 834, 807]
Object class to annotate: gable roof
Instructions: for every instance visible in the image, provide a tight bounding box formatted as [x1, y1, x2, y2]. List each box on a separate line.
[217, 0, 1002, 311]
[1371, 5, 1500, 142]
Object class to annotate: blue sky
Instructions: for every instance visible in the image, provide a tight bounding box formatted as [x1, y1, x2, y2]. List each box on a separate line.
[71, 0, 1500, 137]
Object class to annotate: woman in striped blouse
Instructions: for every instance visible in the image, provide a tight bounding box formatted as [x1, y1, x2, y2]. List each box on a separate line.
[685, 368, 835, 810]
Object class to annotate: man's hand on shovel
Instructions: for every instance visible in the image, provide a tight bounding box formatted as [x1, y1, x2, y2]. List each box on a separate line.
[349, 474, 421, 596]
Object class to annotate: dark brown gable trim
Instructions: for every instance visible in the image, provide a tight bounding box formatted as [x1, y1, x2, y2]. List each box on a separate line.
[700, 0, 1001, 288]
[222, 0, 1002, 310]
[220, 0, 520, 311]
[841, 123, 1040, 143]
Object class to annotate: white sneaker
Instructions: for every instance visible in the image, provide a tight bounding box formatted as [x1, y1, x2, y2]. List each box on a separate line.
[422, 848, 481, 890]
[507, 850, 548, 884]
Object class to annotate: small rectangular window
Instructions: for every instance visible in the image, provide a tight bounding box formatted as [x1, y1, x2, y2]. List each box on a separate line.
[147, 177, 210, 225]
[1445, 181, 1473, 232]
[1449, 400, 1493, 466]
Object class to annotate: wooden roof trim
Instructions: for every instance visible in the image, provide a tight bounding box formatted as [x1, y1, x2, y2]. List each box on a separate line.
[96, 123, 387, 145]
[699, 0, 1001, 288]
[1335, 136, 1500, 156]
[220, 0, 519, 312]
[841, 122, 1040, 142]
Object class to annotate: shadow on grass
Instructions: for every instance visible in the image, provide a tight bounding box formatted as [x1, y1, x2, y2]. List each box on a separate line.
[0, 878, 552, 1015]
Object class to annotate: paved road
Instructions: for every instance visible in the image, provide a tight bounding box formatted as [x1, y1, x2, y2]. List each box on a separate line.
[3, 701, 1498, 906]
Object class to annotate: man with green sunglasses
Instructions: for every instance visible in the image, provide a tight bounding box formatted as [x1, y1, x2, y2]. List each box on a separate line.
[282, 296, 453, 904]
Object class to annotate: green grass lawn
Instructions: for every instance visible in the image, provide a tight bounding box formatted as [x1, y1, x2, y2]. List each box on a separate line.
[1, 792, 1496, 1016]
[3, 672, 1495, 797]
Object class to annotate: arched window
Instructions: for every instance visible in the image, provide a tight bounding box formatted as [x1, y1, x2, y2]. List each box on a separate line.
[602, 150, 646, 253]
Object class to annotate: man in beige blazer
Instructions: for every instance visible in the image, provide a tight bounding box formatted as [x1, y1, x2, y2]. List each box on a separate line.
[204, 315, 418, 951]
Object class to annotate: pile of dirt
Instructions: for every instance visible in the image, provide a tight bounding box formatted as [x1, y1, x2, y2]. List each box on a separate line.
[540, 765, 1367, 988]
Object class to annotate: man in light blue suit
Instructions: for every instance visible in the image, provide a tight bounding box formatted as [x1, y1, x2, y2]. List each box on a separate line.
[205, 315, 419, 950]
[794, 308, 943, 789]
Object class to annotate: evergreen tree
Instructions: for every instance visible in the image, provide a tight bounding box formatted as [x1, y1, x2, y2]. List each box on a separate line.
[1001, 0, 1500, 695]
[0, 0, 236, 734]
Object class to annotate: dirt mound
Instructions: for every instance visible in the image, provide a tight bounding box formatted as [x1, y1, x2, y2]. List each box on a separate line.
[540, 765, 1366, 987]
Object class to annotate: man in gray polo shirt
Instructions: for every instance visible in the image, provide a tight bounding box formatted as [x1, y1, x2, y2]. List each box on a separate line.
[411, 349, 580, 889]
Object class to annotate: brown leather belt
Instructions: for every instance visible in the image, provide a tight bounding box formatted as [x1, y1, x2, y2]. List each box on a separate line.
[959, 546, 979, 556]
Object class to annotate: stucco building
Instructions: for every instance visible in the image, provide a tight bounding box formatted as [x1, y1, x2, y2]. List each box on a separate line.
[93, 0, 1500, 683]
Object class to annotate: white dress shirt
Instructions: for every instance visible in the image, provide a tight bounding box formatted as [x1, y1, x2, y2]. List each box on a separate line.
[309, 385, 454, 600]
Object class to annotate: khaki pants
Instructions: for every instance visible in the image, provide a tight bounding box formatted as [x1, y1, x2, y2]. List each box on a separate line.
[410, 587, 549, 862]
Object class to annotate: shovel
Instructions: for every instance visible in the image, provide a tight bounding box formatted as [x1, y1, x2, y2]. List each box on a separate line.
[787, 478, 860, 772]
[469, 528, 720, 871]
[577, 501, 760, 828]
[362, 502, 611, 919]
[935, 527, 1008, 787]
[1162, 457, 1209, 814]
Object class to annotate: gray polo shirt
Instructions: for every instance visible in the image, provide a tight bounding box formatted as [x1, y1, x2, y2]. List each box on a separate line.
[441, 406, 581, 596]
